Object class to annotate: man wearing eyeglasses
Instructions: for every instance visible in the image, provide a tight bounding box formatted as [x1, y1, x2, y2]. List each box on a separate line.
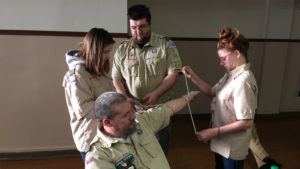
[112, 4, 182, 155]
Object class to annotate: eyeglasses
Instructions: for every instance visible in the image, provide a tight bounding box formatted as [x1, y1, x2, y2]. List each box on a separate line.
[219, 53, 233, 62]
[130, 24, 149, 31]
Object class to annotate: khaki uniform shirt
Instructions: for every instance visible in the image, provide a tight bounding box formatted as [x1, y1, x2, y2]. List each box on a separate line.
[112, 32, 182, 104]
[85, 105, 172, 169]
[211, 63, 257, 160]
[63, 64, 114, 152]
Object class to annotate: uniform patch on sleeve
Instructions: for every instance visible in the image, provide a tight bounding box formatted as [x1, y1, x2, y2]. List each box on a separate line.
[168, 42, 176, 48]
[115, 153, 135, 169]
[86, 155, 93, 165]
[175, 62, 181, 69]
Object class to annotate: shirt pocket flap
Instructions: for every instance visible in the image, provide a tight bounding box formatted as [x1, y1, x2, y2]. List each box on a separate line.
[139, 138, 160, 158]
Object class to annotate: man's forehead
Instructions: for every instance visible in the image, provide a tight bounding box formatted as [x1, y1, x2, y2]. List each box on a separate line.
[129, 18, 148, 25]
[114, 100, 131, 114]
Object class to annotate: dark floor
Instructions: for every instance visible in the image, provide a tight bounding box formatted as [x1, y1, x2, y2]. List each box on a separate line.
[0, 114, 299, 169]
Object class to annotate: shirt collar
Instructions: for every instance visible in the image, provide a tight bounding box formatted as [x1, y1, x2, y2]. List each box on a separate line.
[147, 32, 159, 47]
[95, 128, 119, 148]
[228, 63, 251, 79]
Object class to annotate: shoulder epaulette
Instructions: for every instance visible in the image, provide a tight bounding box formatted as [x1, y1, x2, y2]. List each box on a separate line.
[160, 36, 171, 41]
[164, 36, 171, 41]
[120, 38, 131, 45]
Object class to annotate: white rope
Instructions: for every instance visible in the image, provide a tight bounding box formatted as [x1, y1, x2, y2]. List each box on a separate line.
[183, 74, 197, 133]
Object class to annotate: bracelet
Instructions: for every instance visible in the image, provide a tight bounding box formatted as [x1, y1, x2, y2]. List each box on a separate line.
[218, 127, 221, 136]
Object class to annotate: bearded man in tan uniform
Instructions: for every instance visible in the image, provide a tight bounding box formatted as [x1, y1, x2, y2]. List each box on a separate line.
[112, 5, 182, 155]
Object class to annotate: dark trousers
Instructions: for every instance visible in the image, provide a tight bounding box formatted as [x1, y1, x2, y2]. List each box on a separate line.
[155, 123, 171, 156]
[215, 153, 245, 169]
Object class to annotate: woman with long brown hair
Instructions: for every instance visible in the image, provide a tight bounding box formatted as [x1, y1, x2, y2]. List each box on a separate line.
[62, 28, 115, 161]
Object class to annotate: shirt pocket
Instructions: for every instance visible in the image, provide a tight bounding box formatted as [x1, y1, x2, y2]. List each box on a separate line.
[140, 138, 160, 158]
[146, 57, 164, 77]
[125, 59, 139, 77]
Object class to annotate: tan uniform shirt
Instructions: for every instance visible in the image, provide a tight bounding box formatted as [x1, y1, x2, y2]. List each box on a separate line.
[63, 64, 114, 152]
[85, 105, 172, 169]
[112, 32, 182, 104]
[211, 63, 257, 160]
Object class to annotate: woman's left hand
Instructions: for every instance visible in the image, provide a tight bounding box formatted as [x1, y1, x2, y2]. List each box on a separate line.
[195, 128, 217, 143]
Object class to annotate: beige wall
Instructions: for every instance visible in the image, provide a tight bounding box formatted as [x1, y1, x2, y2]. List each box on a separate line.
[0, 0, 127, 33]
[0, 35, 123, 152]
[128, 0, 296, 39]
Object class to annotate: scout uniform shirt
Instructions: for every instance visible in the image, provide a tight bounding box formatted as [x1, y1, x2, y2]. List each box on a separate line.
[85, 105, 172, 169]
[63, 50, 114, 152]
[211, 63, 257, 160]
[112, 32, 182, 104]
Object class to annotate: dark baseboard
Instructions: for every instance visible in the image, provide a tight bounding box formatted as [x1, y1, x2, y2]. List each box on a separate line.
[0, 149, 79, 161]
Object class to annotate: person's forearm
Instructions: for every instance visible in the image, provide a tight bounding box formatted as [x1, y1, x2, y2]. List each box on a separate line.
[218, 119, 253, 136]
[113, 79, 127, 96]
[195, 119, 253, 142]
[190, 75, 214, 97]
[165, 91, 200, 116]
[152, 72, 179, 98]
[182, 66, 214, 97]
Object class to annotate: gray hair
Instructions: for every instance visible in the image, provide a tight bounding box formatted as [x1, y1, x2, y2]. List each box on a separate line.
[94, 91, 127, 122]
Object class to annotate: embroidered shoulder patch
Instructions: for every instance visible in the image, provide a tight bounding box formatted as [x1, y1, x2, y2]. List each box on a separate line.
[168, 42, 176, 48]
[86, 155, 93, 165]
[69, 74, 77, 83]
[175, 62, 181, 69]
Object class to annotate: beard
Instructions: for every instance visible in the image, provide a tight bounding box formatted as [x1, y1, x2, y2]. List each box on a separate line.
[134, 36, 150, 44]
[129, 120, 136, 129]
[126, 121, 136, 135]
[133, 31, 151, 44]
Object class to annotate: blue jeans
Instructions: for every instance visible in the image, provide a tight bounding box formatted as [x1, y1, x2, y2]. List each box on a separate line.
[215, 153, 244, 169]
[80, 152, 86, 162]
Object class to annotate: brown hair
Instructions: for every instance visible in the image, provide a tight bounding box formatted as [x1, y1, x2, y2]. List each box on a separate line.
[217, 26, 249, 61]
[78, 28, 115, 76]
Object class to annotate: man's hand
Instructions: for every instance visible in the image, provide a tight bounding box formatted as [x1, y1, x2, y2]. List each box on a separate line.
[142, 92, 158, 106]
[185, 91, 201, 102]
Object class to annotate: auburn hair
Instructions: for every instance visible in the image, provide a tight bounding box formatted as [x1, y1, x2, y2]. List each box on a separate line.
[217, 26, 249, 61]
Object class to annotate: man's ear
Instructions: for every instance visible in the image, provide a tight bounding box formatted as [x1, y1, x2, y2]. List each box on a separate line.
[103, 118, 112, 127]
